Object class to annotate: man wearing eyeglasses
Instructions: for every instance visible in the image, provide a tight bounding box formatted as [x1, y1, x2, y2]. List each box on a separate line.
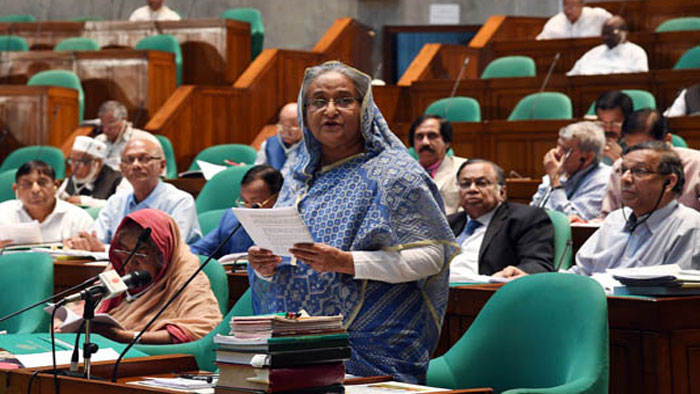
[57, 136, 128, 208]
[447, 159, 554, 283]
[255, 103, 302, 178]
[594, 90, 633, 165]
[567, 16, 648, 76]
[64, 138, 201, 251]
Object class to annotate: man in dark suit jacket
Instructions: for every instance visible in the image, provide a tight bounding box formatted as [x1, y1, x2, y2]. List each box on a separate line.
[448, 159, 554, 282]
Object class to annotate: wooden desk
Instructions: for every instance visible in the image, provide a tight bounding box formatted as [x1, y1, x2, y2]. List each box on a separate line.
[504, 179, 538, 205]
[164, 178, 205, 198]
[0, 49, 176, 124]
[53, 261, 105, 296]
[438, 284, 700, 394]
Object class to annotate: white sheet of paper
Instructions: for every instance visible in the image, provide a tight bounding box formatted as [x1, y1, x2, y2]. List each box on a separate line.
[0, 222, 42, 245]
[197, 160, 227, 180]
[44, 304, 125, 332]
[231, 207, 314, 257]
[16, 347, 120, 368]
[30, 247, 108, 261]
[346, 381, 450, 393]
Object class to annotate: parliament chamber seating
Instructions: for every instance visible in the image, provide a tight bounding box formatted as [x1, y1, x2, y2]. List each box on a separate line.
[134, 34, 183, 86]
[0, 145, 66, 179]
[0, 14, 35, 22]
[188, 144, 257, 171]
[27, 69, 85, 122]
[0, 35, 29, 51]
[221, 7, 264, 60]
[673, 46, 700, 70]
[198, 208, 228, 236]
[195, 165, 252, 214]
[53, 36, 100, 51]
[507, 92, 573, 120]
[0, 253, 53, 334]
[0, 169, 16, 203]
[584, 88, 657, 115]
[545, 209, 573, 271]
[154, 134, 178, 179]
[480, 55, 536, 79]
[424, 96, 482, 122]
[655, 16, 700, 32]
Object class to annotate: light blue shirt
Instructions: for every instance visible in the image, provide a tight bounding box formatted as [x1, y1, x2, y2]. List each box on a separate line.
[92, 181, 201, 244]
[531, 162, 612, 221]
[571, 200, 700, 276]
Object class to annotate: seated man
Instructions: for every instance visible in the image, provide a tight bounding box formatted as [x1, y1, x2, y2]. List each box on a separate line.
[254, 103, 302, 178]
[594, 90, 633, 164]
[567, 16, 648, 76]
[664, 84, 700, 117]
[0, 160, 93, 246]
[531, 121, 611, 221]
[190, 165, 282, 258]
[64, 138, 201, 250]
[537, 0, 612, 40]
[448, 159, 554, 283]
[410, 114, 466, 215]
[496, 142, 700, 278]
[600, 108, 700, 216]
[94, 101, 161, 170]
[57, 136, 127, 208]
[129, 0, 181, 21]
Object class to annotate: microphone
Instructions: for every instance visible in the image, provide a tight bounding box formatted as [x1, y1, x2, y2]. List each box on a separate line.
[120, 226, 152, 266]
[449, 57, 470, 98]
[529, 52, 560, 119]
[62, 270, 152, 303]
[553, 239, 573, 271]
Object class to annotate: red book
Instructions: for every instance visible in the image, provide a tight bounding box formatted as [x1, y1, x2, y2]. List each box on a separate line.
[216, 361, 345, 392]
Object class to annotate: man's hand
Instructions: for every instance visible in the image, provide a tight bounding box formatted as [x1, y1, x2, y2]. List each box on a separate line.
[0, 239, 13, 249]
[604, 139, 622, 163]
[543, 148, 565, 187]
[493, 266, 529, 279]
[289, 243, 355, 275]
[65, 196, 83, 205]
[63, 231, 105, 252]
[247, 246, 282, 277]
[90, 323, 130, 343]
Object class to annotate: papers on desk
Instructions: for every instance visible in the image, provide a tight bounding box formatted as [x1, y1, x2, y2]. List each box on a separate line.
[346, 381, 450, 393]
[0, 222, 42, 245]
[129, 377, 216, 393]
[607, 264, 700, 296]
[29, 247, 108, 261]
[232, 207, 314, 257]
[44, 304, 124, 333]
[15, 347, 120, 368]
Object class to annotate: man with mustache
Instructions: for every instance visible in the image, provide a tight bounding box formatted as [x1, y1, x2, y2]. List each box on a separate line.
[409, 114, 466, 215]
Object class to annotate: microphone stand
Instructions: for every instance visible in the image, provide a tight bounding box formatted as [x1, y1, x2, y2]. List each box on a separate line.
[80, 291, 101, 379]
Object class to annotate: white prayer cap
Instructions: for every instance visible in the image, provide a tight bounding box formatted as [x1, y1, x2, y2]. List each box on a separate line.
[72, 136, 107, 160]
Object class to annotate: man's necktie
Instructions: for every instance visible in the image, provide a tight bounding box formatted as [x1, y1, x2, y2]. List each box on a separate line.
[464, 219, 482, 237]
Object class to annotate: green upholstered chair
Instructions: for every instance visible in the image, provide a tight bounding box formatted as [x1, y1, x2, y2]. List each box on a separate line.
[545, 210, 573, 271]
[0, 14, 36, 22]
[0, 35, 29, 51]
[195, 165, 252, 214]
[221, 8, 264, 60]
[673, 46, 700, 70]
[424, 97, 481, 122]
[0, 146, 66, 179]
[54, 37, 100, 51]
[481, 56, 536, 79]
[154, 135, 178, 179]
[188, 144, 257, 171]
[508, 92, 572, 120]
[656, 17, 700, 32]
[406, 147, 455, 161]
[427, 273, 609, 394]
[84, 206, 102, 219]
[0, 253, 53, 333]
[0, 169, 16, 203]
[196, 255, 229, 315]
[134, 289, 254, 371]
[198, 208, 228, 236]
[135, 34, 182, 85]
[585, 89, 656, 116]
[27, 70, 84, 122]
[671, 134, 689, 148]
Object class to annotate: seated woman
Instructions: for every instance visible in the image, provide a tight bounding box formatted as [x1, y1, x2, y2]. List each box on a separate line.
[91, 208, 222, 344]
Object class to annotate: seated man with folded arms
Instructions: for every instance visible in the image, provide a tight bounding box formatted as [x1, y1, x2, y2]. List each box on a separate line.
[530, 121, 611, 221]
[567, 16, 648, 76]
[594, 90, 633, 164]
[57, 136, 128, 208]
[128, 0, 181, 22]
[64, 138, 201, 251]
[448, 159, 554, 283]
[190, 165, 282, 259]
[499, 142, 700, 278]
[255, 103, 302, 179]
[600, 108, 700, 217]
[410, 114, 466, 215]
[0, 160, 93, 247]
[537, 0, 612, 40]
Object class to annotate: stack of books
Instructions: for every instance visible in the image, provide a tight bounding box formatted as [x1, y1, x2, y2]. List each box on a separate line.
[214, 314, 350, 394]
[610, 264, 700, 296]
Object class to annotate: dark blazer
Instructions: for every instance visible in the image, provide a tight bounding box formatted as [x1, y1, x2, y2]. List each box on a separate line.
[448, 202, 554, 275]
[65, 165, 123, 200]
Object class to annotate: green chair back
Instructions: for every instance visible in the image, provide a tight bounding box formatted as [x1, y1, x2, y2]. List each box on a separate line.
[424, 97, 481, 122]
[0, 169, 16, 203]
[0, 14, 36, 23]
[198, 208, 228, 236]
[0, 35, 29, 51]
[481, 55, 536, 79]
[154, 135, 178, 179]
[656, 17, 700, 32]
[188, 144, 257, 171]
[671, 134, 689, 148]
[508, 92, 572, 120]
[586, 89, 656, 116]
[221, 8, 264, 60]
[196, 255, 229, 315]
[54, 37, 100, 51]
[135, 34, 182, 85]
[0, 253, 53, 333]
[195, 165, 252, 214]
[0, 146, 66, 179]
[134, 289, 253, 371]
[84, 206, 102, 219]
[27, 70, 84, 122]
[545, 210, 573, 270]
[673, 46, 700, 70]
[427, 273, 609, 393]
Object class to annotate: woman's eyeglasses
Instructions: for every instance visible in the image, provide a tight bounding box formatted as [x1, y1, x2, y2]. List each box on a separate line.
[112, 248, 148, 259]
[308, 97, 360, 111]
[236, 193, 278, 209]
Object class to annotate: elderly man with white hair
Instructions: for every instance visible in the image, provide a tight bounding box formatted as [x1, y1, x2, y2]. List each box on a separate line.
[58, 136, 128, 208]
[530, 121, 612, 221]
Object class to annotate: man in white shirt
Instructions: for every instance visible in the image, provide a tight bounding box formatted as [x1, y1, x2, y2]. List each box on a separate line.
[664, 84, 700, 118]
[0, 160, 93, 246]
[567, 16, 648, 76]
[537, 0, 612, 40]
[128, 0, 181, 22]
[255, 103, 302, 179]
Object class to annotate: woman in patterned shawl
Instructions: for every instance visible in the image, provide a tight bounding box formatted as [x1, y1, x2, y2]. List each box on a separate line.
[247, 61, 456, 383]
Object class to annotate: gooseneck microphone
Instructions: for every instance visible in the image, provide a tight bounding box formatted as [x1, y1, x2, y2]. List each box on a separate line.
[62, 270, 152, 303]
[529, 52, 561, 119]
